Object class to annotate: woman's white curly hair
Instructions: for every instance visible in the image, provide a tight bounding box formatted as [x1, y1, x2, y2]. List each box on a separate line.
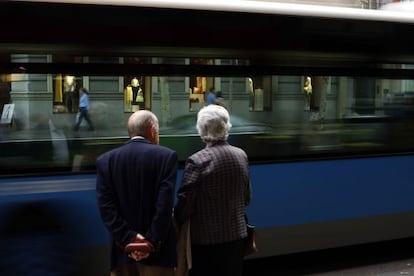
[196, 104, 232, 143]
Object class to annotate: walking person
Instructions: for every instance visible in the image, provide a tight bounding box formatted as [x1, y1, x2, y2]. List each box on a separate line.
[74, 87, 94, 131]
[205, 87, 217, 105]
[174, 104, 252, 276]
[96, 110, 178, 276]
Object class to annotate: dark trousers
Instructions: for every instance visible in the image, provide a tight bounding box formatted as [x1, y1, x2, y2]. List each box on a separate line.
[74, 107, 94, 130]
[110, 262, 174, 276]
[189, 239, 244, 276]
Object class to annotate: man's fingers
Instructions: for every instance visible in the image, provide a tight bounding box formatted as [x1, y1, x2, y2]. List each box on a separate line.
[128, 250, 150, 261]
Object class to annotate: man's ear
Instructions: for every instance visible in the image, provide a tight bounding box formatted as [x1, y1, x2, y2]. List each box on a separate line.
[147, 125, 158, 144]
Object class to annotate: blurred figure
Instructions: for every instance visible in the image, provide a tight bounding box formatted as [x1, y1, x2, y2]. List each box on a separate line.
[206, 87, 217, 105]
[74, 88, 94, 131]
[174, 104, 252, 276]
[215, 91, 226, 108]
[304, 76, 312, 111]
[31, 113, 69, 167]
[64, 75, 76, 112]
[384, 89, 392, 105]
[131, 77, 144, 104]
[383, 89, 393, 117]
[96, 110, 178, 276]
[248, 78, 254, 111]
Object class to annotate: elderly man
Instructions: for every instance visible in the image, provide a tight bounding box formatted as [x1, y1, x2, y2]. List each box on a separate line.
[96, 110, 178, 276]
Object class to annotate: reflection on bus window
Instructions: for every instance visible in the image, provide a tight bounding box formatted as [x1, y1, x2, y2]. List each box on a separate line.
[53, 74, 81, 114]
[2, 56, 414, 175]
[305, 76, 330, 128]
[124, 76, 145, 112]
[249, 76, 272, 112]
[189, 58, 215, 112]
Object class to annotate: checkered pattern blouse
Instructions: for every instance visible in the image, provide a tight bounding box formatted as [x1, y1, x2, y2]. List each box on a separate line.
[175, 141, 251, 245]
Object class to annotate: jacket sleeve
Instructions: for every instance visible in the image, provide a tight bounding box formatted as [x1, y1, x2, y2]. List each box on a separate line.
[243, 152, 252, 206]
[145, 151, 178, 249]
[96, 155, 137, 248]
[174, 157, 201, 225]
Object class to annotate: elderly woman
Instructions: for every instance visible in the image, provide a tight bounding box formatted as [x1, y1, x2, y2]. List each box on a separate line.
[174, 104, 252, 276]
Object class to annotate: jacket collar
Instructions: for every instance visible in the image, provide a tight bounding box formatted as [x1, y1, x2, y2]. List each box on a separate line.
[127, 137, 151, 145]
[206, 140, 228, 147]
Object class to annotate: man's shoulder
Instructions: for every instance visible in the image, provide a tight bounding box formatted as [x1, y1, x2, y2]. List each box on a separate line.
[156, 144, 177, 157]
[96, 146, 118, 163]
[96, 143, 129, 161]
[97, 141, 177, 162]
[132, 140, 177, 158]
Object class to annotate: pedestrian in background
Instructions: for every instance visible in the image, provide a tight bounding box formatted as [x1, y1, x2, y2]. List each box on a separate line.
[74, 87, 94, 131]
[206, 87, 217, 105]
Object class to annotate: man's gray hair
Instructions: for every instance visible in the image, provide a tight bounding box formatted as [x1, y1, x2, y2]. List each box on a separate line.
[196, 104, 232, 143]
[128, 110, 159, 137]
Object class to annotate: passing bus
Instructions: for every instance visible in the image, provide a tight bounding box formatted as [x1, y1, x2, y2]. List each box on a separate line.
[1, 0, 414, 274]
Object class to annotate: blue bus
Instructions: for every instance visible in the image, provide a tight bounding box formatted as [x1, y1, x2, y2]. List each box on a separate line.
[1, 0, 414, 274]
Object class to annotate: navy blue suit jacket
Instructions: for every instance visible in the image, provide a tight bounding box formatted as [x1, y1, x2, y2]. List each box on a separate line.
[96, 138, 178, 270]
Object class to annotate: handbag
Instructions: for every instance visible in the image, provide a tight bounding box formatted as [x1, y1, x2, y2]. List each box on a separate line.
[244, 223, 258, 256]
